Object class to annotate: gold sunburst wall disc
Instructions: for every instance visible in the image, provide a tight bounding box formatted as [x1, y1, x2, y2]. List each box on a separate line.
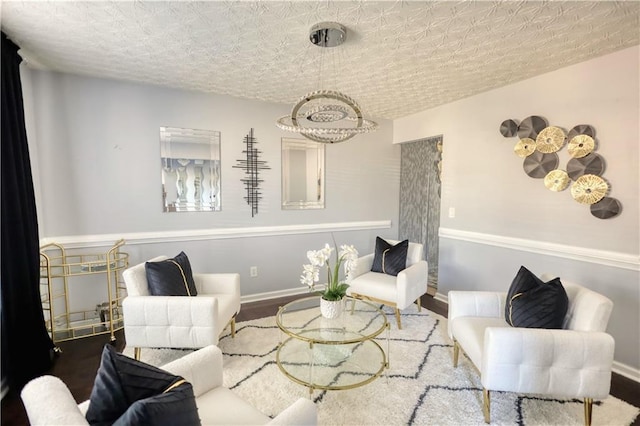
[536, 126, 566, 153]
[514, 138, 536, 157]
[570, 174, 608, 205]
[567, 134, 595, 158]
[544, 169, 570, 192]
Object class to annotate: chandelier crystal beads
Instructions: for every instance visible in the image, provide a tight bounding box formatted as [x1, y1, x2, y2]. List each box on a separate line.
[276, 22, 378, 144]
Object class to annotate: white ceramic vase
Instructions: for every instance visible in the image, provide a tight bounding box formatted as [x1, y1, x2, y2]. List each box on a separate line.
[320, 297, 343, 319]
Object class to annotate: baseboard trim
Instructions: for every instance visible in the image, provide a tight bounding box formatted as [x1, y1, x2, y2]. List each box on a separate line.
[240, 287, 309, 304]
[433, 291, 639, 383]
[439, 228, 639, 271]
[613, 361, 640, 383]
[39, 220, 392, 249]
[434, 291, 448, 305]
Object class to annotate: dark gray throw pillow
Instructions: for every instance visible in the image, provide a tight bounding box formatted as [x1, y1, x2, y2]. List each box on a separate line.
[371, 237, 409, 276]
[145, 251, 197, 296]
[86, 345, 200, 426]
[505, 266, 568, 329]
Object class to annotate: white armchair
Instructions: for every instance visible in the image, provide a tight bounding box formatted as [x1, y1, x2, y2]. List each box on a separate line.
[21, 345, 318, 425]
[448, 274, 615, 425]
[347, 239, 428, 328]
[122, 256, 241, 360]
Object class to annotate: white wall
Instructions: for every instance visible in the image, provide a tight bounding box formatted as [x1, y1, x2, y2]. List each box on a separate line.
[394, 46, 640, 377]
[23, 69, 399, 302]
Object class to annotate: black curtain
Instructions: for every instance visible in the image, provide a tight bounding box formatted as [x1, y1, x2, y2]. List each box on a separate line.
[1, 32, 54, 391]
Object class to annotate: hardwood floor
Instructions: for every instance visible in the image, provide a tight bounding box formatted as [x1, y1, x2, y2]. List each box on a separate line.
[2, 294, 638, 425]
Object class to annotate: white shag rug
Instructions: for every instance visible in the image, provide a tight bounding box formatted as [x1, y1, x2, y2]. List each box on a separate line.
[123, 306, 639, 426]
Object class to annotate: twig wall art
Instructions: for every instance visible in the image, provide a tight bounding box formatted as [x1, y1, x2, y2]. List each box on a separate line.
[500, 116, 621, 219]
[233, 128, 270, 217]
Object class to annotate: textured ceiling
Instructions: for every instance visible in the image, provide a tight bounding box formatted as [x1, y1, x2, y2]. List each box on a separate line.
[2, 1, 639, 120]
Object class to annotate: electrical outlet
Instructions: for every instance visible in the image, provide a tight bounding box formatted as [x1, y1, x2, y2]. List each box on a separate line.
[448, 207, 456, 218]
[250, 266, 258, 277]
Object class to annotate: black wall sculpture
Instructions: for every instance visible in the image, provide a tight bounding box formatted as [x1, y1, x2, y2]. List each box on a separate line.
[233, 128, 270, 217]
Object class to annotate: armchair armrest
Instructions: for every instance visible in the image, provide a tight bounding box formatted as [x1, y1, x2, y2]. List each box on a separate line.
[195, 273, 240, 296]
[482, 327, 614, 398]
[266, 398, 318, 426]
[21, 375, 89, 425]
[447, 291, 505, 339]
[161, 345, 224, 398]
[396, 260, 428, 308]
[351, 254, 374, 279]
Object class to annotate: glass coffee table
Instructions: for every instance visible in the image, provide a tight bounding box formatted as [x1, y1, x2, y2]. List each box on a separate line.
[275, 296, 389, 394]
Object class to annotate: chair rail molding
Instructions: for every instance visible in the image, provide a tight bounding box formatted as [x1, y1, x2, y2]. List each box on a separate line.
[39, 220, 392, 249]
[439, 228, 640, 271]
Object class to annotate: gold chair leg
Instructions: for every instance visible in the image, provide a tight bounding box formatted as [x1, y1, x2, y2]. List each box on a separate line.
[416, 298, 422, 312]
[395, 308, 402, 329]
[230, 317, 236, 338]
[584, 398, 593, 426]
[134, 347, 141, 361]
[483, 388, 490, 423]
[453, 341, 460, 367]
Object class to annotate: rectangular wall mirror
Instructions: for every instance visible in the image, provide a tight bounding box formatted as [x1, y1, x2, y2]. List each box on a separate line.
[160, 127, 221, 212]
[281, 138, 325, 210]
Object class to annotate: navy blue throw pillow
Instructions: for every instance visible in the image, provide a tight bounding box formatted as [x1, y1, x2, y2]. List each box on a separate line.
[371, 237, 409, 276]
[86, 345, 200, 426]
[145, 251, 197, 296]
[505, 266, 568, 329]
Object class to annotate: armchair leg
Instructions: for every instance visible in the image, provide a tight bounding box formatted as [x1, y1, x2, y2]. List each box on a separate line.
[395, 308, 402, 329]
[134, 347, 141, 361]
[584, 398, 593, 426]
[453, 341, 459, 367]
[415, 298, 422, 312]
[230, 317, 236, 338]
[483, 388, 490, 423]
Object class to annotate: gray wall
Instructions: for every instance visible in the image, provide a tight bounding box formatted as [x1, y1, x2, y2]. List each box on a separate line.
[394, 45, 640, 377]
[23, 69, 399, 302]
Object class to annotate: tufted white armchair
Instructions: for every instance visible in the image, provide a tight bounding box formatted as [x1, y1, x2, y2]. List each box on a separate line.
[21, 345, 317, 425]
[448, 274, 614, 425]
[122, 256, 241, 360]
[348, 239, 428, 329]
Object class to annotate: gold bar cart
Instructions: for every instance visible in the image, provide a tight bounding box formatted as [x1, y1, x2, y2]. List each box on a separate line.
[39, 239, 129, 344]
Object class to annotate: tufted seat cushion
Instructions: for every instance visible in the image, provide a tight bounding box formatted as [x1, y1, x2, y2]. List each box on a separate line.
[449, 316, 507, 369]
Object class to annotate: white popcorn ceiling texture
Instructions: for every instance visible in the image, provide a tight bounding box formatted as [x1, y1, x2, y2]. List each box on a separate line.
[2, 1, 639, 120]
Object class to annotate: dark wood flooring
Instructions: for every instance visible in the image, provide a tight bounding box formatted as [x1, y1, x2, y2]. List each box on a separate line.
[2, 294, 639, 425]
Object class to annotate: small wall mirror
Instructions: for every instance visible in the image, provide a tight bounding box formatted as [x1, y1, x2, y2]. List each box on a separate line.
[160, 127, 221, 212]
[281, 138, 325, 210]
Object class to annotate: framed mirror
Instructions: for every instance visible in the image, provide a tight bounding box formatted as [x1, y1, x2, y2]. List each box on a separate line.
[281, 138, 325, 210]
[160, 127, 221, 212]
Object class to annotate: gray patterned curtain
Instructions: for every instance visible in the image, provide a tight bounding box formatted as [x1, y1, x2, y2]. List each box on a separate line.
[399, 136, 442, 288]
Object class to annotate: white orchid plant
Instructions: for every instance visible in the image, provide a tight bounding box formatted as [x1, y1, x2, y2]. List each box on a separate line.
[301, 243, 359, 301]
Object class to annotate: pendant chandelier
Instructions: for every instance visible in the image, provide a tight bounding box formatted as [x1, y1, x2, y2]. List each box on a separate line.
[276, 22, 378, 144]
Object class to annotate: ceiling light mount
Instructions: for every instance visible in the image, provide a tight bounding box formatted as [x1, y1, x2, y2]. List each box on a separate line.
[309, 22, 346, 48]
[276, 22, 377, 143]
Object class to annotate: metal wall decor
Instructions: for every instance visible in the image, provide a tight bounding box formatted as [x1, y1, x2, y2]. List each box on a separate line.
[233, 128, 270, 217]
[544, 169, 570, 192]
[499, 116, 622, 219]
[567, 153, 605, 180]
[523, 151, 559, 178]
[536, 126, 566, 153]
